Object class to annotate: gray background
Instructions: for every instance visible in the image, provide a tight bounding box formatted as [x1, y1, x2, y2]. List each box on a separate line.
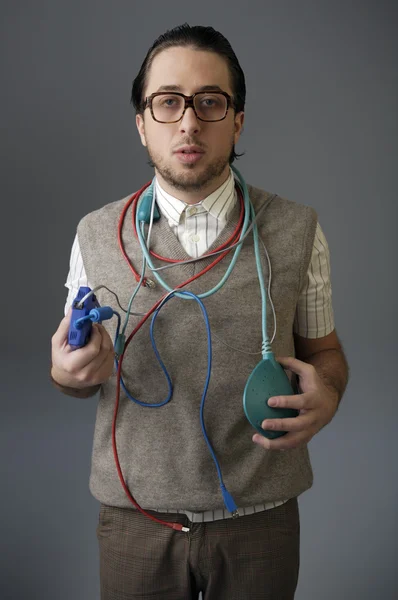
[1, 0, 397, 598]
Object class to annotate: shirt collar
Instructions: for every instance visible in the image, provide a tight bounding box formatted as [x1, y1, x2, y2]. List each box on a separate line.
[154, 168, 236, 227]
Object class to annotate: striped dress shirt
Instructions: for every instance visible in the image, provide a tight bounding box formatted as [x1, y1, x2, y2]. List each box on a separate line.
[64, 169, 334, 522]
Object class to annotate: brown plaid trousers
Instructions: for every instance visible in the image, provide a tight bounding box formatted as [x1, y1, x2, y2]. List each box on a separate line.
[96, 497, 300, 599]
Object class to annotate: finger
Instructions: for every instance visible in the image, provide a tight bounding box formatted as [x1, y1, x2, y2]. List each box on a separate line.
[51, 307, 73, 347]
[253, 429, 311, 451]
[75, 325, 115, 379]
[261, 413, 314, 433]
[267, 392, 311, 410]
[65, 323, 103, 370]
[95, 324, 114, 353]
[82, 327, 114, 372]
[276, 356, 313, 377]
[78, 341, 115, 383]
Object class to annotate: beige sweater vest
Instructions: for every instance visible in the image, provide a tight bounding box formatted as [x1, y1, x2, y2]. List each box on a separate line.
[77, 182, 318, 511]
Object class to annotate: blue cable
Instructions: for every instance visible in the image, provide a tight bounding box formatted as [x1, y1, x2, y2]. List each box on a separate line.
[82, 301, 232, 496]
[114, 305, 174, 407]
[152, 291, 238, 515]
[113, 289, 238, 515]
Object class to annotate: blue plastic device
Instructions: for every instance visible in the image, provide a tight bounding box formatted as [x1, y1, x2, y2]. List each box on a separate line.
[243, 355, 299, 439]
[68, 286, 100, 349]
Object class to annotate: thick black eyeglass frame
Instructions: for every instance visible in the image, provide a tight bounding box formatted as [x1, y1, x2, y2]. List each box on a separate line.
[143, 91, 235, 123]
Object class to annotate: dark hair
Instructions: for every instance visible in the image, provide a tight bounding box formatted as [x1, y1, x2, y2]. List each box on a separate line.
[131, 23, 245, 163]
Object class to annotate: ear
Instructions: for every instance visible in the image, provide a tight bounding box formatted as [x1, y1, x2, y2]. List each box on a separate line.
[136, 114, 147, 147]
[234, 111, 245, 145]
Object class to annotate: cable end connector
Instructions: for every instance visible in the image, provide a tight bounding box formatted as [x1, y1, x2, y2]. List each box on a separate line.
[170, 522, 190, 533]
[261, 340, 273, 358]
[115, 333, 126, 357]
[231, 510, 239, 519]
[89, 306, 114, 323]
[221, 485, 238, 516]
[144, 278, 156, 289]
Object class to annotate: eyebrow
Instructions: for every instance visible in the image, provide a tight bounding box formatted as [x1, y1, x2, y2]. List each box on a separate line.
[154, 85, 225, 93]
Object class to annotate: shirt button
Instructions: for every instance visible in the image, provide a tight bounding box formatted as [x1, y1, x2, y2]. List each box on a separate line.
[188, 206, 197, 216]
[190, 234, 200, 243]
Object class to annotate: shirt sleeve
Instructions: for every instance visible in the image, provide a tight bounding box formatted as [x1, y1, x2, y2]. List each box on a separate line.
[64, 234, 90, 315]
[293, 221, 335, 338]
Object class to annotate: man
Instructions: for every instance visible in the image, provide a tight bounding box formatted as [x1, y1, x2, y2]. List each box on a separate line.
[51, 23, 349, 600]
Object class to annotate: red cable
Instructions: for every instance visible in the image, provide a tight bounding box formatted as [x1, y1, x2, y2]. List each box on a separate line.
[112, 183, 245, 531]
[112, 256, 232, 532]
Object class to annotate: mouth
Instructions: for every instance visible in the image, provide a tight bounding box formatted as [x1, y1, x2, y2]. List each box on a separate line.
[174, 146, 205, 164]
[174, 145, 205, 154]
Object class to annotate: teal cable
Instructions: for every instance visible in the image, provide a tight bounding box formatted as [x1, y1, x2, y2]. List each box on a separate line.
[233, 167, 271, 358]
[136, 167, 251, 299]
[251, 203, 272, 359]
[135, 165, 272, 357]
[121, 221, 147, 337]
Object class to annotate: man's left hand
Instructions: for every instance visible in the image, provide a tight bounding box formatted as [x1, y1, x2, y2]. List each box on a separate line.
[252, 356, 339, 450]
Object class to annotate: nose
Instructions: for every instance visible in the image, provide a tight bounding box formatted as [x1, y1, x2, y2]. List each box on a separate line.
[179, 106, 201, 135]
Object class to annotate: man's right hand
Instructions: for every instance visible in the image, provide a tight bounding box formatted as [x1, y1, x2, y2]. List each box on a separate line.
[51, 307, 115, 392]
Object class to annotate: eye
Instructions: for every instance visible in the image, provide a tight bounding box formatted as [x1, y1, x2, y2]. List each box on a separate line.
[157, 95, 179, 108]
[201, 98, 216, 108]
[199, 95, 223, 108]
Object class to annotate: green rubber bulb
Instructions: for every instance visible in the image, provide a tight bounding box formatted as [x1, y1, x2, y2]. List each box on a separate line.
[243, 354, 299, 439]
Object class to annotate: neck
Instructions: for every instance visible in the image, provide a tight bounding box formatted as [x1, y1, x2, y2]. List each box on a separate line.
[155, 167, 231, 205]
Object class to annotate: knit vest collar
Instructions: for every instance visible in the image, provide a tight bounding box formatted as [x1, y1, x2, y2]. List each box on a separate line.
[123, 183, 274, 279]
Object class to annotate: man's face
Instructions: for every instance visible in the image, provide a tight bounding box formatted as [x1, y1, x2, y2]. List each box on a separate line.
[136, 46, 244, 196]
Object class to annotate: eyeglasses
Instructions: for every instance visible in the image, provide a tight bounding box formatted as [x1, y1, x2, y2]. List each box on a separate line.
[144, 91, 234, 123]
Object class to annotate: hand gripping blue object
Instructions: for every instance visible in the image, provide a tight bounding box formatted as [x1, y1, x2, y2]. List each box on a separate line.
[68, 287, 114, 349]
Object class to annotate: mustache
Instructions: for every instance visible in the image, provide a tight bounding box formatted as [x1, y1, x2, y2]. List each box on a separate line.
[172, 141, 207, 152]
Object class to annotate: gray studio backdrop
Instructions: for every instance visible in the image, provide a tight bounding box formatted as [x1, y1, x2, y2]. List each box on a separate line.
[1, 1, 397, 599]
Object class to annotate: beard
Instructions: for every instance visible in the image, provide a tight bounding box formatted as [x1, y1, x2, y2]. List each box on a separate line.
[145, 135, 235, 192]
